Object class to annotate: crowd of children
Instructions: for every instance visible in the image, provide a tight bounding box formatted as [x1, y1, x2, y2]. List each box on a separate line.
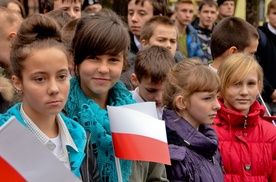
[0, 0, 276, 182]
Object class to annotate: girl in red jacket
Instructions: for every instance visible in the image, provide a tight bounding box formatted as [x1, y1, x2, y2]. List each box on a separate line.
[214, 52, 276, 181]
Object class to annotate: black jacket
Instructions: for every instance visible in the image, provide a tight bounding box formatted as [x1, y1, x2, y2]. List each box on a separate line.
[80, 132, 100, 182]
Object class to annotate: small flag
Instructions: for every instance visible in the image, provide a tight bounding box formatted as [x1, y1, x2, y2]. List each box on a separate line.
[107, 102, 171, 165]
[0, 156, 26, 182]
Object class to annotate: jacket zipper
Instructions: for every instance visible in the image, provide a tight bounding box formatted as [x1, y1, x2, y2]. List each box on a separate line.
[244, 116, 248, 128]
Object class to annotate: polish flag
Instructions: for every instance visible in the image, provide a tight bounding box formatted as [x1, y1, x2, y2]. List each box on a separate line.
[107, 102, 171, 165]
[0, 157, 26, 182]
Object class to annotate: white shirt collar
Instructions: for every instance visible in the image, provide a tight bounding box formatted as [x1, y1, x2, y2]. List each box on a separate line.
[268, 23, 276, 35]
[134, 35, 142, 50]
[20, 104, 78, 152]
[209, 64, 218, 73]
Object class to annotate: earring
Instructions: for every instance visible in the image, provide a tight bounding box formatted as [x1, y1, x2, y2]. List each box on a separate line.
[14, 88, 21, 93]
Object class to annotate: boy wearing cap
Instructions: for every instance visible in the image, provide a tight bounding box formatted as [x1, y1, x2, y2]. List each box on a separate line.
[217, 0, 235, 21]
[41, 0, 82, 19]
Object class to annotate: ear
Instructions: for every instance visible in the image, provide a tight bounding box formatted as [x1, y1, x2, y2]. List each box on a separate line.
[141, 39, 148, 48]
[131, 73, 139, 86]
[228, 46, 238, 54]
[8, 32, 16, 40]
[43, 9, 48, 14]
[12, 75, 23, 92]
[175, 95, 187, 111]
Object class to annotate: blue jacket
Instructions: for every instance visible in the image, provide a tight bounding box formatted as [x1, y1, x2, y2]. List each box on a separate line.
[0, 103, 86, 178]
[163, 109, 224, 182]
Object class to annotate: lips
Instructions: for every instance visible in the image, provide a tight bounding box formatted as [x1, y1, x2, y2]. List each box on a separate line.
[131, 26, 140, 31]
[94, 78, 110, 84]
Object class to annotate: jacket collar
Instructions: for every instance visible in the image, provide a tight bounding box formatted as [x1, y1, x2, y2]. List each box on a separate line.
[163, 109, 218, 158]
[214, 99, 275, 127]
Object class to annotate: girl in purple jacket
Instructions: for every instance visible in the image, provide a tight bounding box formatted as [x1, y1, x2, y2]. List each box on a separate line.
[162, 58, 224, 181]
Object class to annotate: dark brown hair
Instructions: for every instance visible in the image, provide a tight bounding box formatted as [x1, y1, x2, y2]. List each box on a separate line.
[140, 15, 178, 42]
[72, 9, 130, 72]
[211, 16, 259, 59]
[134, 45, 175, 83]
[128, 0, 168, 16]
[46, 9, 72, 30]
[10, 14, 69, 80]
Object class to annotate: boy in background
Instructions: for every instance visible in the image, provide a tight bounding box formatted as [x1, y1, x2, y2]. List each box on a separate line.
[210, 16, 259, 72]
[129, 45, 175, 181]
[131, 45, 175, 119]
[41, 0, 82, 19]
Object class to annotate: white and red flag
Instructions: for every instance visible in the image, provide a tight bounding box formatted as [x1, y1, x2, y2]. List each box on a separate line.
[107, 102, 171, 165]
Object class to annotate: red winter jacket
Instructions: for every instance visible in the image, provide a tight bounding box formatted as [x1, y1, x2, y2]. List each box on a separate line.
[213, 99, 276, 182]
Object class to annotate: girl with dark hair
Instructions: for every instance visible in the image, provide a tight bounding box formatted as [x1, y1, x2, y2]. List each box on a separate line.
[65, 9, 136, 182]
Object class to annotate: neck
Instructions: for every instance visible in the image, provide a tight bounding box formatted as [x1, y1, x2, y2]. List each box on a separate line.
[91, 92, 109, 109]
[175, 20, 187, 35]
[199, 22, 212, 31]
[211, 56, 226, 70]
[23, 105, 59, 138]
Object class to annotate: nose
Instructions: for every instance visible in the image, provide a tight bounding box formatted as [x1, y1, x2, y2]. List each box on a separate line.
[131, 12, 138, 22]
[166, 41, 171, 50]
[48, 79, 59, 95]
[240, 85, 249, 95]
[68, 9, 77, 19]
[213, 98, 221, 111]
[98, 61, 109, 74]
[154, 92, 162, 104]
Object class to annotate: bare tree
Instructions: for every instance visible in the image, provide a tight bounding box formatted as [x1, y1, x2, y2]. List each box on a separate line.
[246, 0, 260, 28]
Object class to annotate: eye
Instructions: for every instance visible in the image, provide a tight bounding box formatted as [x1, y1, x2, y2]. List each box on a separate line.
[248, 81, 256, 86]
[128, 11, 134, 16]
[234, 82, 241, 86]
[74, 8, 80, 12]
[109, 58, 120, 62]
[35, 77, 45, 82]
[58, 74, 68, 80]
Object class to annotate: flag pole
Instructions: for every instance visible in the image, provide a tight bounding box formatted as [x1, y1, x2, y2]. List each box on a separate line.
[115, 157, 123, 182]
[258, 94, 276, 126]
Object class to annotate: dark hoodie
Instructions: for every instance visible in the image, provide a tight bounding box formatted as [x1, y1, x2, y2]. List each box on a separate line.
[191, 17, 216, 64]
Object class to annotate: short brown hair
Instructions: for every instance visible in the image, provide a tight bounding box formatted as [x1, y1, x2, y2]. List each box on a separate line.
[211, 16, 259, 59]
[198, 0, 218, 11]
[46, 9, 72, 30]
[134, 45, 175, 83]
[40, 0, 83, 13]
[11, 14, 69, 80]
[128, 0, 168, 15]
[175, 0, 194, 11]
[140, 15, 178, 42]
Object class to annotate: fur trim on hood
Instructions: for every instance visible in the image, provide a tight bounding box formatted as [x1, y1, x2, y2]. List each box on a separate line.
[0, 75, 14, 102]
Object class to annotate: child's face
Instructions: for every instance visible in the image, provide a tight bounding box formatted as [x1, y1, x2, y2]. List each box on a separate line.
[137, 76, 165, 107]
[223, 70, 259, 115]
[12, 47, 70, 118]
[128, 0, 154, 38]
[54, 0, 81, 19]
[218, 0, 234, 18]
[267, 8, 276, 29]
[175, 3, 194, 27]
[78, 52, 124, 99]
[197, 4, 217, 30]
[179, 91, 220, 129]
[143, 24, 177, 56]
